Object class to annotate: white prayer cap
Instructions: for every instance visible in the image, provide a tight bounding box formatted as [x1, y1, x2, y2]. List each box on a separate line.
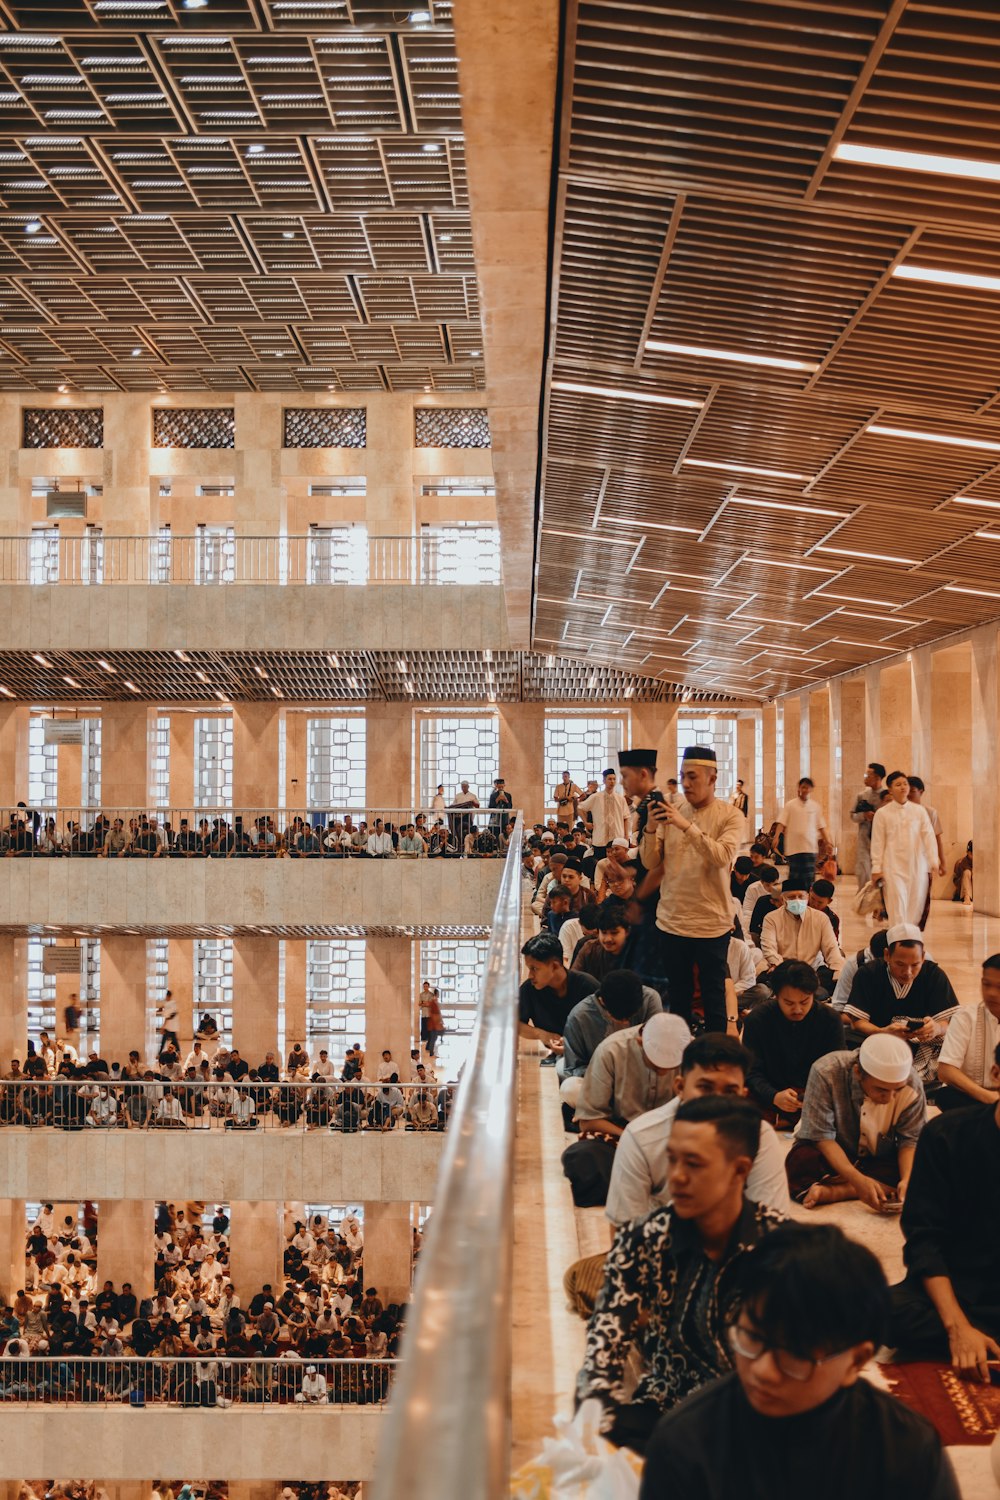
[611, 838, 629, 849]
[306, 1364, 316, 1373]
[886, 923, 924, 947]
[641, 1013, 693, 1069]
[859, 1034, 913, 1084]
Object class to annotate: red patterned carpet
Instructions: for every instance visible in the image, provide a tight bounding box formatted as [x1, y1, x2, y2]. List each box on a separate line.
[879, 1362, 1000, 1445]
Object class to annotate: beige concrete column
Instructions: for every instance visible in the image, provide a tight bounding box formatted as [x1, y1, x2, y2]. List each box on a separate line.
[103, 395, 155, 535]
[98, 1200, 154, 1299]
[229, 1202, 284, 1303]
[283, 708, 308, 808]
[166, 939, 194, 1055]
[629, 701, 679, 786]
[971, 625, 1000, 917]
[0, 937, 27, 1067]
[879, 661, 912, 778]
[781, 697, 801, 801]
[864, 665, 881, 766]
[0, 1200, 25, 1303]
[365, 939, 412, 1065]
[365, 394, 417, 537]
[106, 1485, 151, 1500]
[761, 701, 777, 828]
[736, 715, 755, 822]
[101, 936, 148, 1063]
[229, 1485, 278, 1500]
[0, 705, 29, 803]
[835, 678, 867, 873]
[233, 938, 279, 1062]
[102, 703, 151, 811]
[497, 702, 544, 826]
[168, 711, 194, 811]
[233, 394, 284, 548]
[928, 644, 973, 899]
[59, 737, 82, 809]
[283, 942, 307, 1060]
[366, 703, 413, 812]
[233, 702, 282, 812]
[910, 647, 934, 779]
[808, 688, 830, 820]
[361, 1202, 412, 1306]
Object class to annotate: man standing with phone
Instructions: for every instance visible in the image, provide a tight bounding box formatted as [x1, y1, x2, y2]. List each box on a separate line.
[637, 746, 743, 1034]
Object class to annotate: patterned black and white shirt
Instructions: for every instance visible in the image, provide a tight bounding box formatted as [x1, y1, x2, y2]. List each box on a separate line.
[577, 1198, 785, 1420]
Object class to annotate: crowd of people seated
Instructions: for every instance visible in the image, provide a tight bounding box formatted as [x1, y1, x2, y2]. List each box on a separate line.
[517, 745, 987, 1493]
[0, 1200, 411, 1406]
[1, 1031, 457, 1134]
[14, 1484, 362, 1500]
[2, 797, 516, 860]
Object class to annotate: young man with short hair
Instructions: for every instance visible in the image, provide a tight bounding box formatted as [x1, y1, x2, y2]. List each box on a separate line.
[742, 960, 845, 1126]
[936, 953, 1000, 1108]
[640, 1223, 959, 1499]
[773, 777, 830, 892]
[576, 1095, 783, 1454]
[518, 932, 598, 1061]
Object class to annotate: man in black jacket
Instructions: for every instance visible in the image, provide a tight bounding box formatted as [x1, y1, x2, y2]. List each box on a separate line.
[842, 923, 958, 1081]
[742, 961, 844, 1126]
[888, 1042, 1000, 1380]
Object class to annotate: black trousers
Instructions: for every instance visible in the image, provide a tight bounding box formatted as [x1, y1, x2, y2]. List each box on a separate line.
[659, 930, 731, 1033]
[889, 1274, 1000, 1356]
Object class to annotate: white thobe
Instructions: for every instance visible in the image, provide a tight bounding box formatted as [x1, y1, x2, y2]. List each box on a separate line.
[871, 799, 938, 927]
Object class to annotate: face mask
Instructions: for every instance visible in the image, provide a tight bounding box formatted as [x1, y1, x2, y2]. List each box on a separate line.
[786, 899, 807, 918]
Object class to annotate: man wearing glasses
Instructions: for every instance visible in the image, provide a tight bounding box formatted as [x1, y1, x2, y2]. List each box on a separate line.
[640, 1223, 958, 1499]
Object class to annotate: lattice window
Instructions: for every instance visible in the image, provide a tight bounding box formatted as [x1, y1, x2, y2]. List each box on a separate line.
[420, 524, 500, 584]
[149, 714, 170, 809]
[194, 939, 233, 1045]
[415, 407, 491, 448]
[80, 717, 101, 810]
[153, 407, 235, 450]
[29, 527, 59, 585]
[26, 938, 56, 1039]
[305, 940, 366, 1051]
[306, 714, 366, 811]
[195, 524, 235, 585]
[194, 715, 233, 809]
[23, 408, 104, 449]
[677, 716, 737, 796]
[416, 939, 487, 1076]
[543, 714, 627, 808]
[417, 714, 499, 810]
[307, 524, 368, 584]
[284, 407, 367, 448]
[28, 715, 58, 808]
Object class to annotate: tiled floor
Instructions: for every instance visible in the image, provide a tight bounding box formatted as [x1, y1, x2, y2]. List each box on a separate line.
[512, 891, 1000, 1493]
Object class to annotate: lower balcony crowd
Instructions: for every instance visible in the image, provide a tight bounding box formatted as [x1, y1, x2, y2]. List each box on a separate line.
[19, 1482, 360, 1500]
[0, 1200, 412, 1406]
[5, 1031, 457, 1132]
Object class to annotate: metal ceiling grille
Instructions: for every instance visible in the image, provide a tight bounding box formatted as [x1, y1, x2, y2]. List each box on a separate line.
[535, 0, 1000, 696]
[283, 405, 366, 448]
[0, 3, 480, 394]
[23, 405, 103, 447]
[152, 405, 235, 448]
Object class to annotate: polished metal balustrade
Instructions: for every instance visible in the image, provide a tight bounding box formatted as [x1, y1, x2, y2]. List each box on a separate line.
[2, 807, 517, 859]
[0, 532, 501, 586]
[373, 815, 523, 1500]
[0, 1355, 397, 1407]
[0, 1079, 454, 1133]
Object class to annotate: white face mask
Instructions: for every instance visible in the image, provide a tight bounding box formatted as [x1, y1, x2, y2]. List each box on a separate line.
[786, 898, 807, 918]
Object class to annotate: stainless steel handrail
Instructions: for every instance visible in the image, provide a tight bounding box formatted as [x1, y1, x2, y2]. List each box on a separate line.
[372, 814, 522, 1500]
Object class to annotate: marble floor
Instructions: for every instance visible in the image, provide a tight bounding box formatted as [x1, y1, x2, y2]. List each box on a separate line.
[511, 891, 1000, 1494]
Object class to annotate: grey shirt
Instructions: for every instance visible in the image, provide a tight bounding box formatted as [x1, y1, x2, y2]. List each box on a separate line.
[561, 985, 662, 1078]
[797, 1050, 925, 1160]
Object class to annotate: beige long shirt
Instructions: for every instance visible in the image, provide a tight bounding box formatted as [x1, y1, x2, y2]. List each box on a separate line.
[640, 796, 744, 939]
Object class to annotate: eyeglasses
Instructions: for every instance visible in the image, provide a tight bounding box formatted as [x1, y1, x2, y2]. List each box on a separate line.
[728, 1323, 849, 1381]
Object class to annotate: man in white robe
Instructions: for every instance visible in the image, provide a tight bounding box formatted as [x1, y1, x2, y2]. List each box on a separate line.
[871, 771, 938, 928]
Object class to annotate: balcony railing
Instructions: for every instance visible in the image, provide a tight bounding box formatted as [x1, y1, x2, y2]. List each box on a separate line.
[0, 1356, 396, 1407]
[5, 807, 518, 859]
[0, 532, 501, 586]
[0, 1079, 454, 1132]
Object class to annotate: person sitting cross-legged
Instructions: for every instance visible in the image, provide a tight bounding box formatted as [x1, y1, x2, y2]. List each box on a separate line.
[559, 968, 662, 1114]
[785, 1033, 925, 1211]
[639, 1223, 959, 1500]
[576, 1095, 784, 1456]
[932, 952, 1000, 1110]
[742, 960, 845, 1128]
[760, 880, 843, 983]
[842, 923, 958, 1085]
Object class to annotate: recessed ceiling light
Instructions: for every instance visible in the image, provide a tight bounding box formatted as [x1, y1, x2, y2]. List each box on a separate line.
[57, 384, 68, 393]
[326, 384, 336, 391]
[0, 686, 13, 699]
[816, 545, 919, 565]
[552, 378, 702, 410]
[944, 584, 1000, 598]
[892, 264, 1000, 294]
[731, 496, 847, 518]
[541, 527, 635, 548]
[409, 8, 431, 19]
[173, 649, 190, 662]
[603, 517, 700, 535]
[422, 142, 442, 153]
[131, 347, 142, 357]
[24, 220, 42, 234]
[742, 556, 836, 574]
[327, 653, 339, 667]
[974, 531, 1000, 541]
[835, 140, 1000, 183]
[62, 677, 78, 687]
[469, 349, 481, 357]
[868, 423, 1000, 454]
[439, 233, 452, 242]
[270, 685, 283, 698]
[683, 459, 810, 480]
[397, 658, 407, 671]
[645, 339, 819, 373]
[124, 679, 140, 693]
[281, 231, 295, 239]
[98, 659, 115, 673]
[182, 0, 209, 8]
[32, 654, 52, 668]
[952, 495, 1000, 510]
[195, 671, 207, 682]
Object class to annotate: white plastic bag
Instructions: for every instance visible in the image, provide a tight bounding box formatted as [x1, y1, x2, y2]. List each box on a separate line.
[509, 1400, 643, 1500]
